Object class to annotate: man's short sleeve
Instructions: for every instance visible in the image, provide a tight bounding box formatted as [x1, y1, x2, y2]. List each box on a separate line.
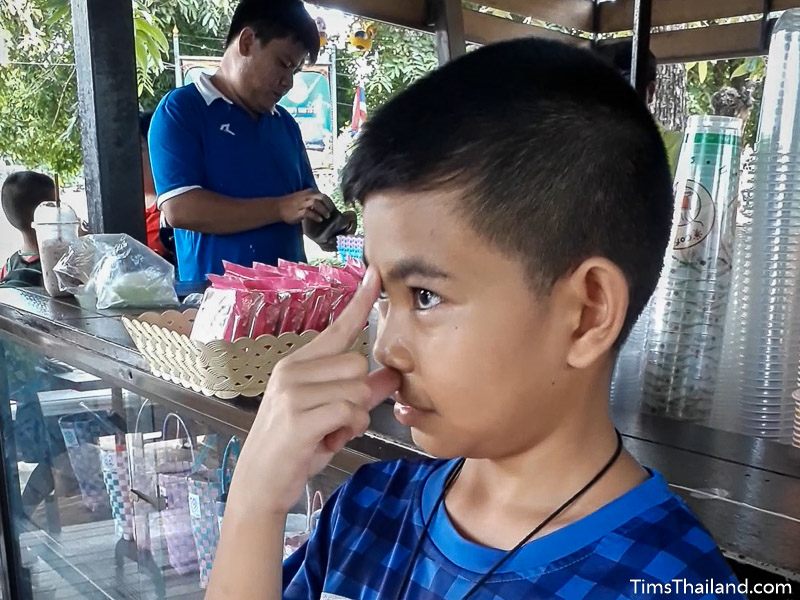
[148, 88, 206, 208]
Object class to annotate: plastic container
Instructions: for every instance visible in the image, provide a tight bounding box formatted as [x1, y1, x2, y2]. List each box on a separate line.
[643, 115, 743, 423]
[733, 10, 800, 443]
[33, 202, 80, 297]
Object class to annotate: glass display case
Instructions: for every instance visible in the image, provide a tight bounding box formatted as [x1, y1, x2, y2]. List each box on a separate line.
[0, 330, 361, 599]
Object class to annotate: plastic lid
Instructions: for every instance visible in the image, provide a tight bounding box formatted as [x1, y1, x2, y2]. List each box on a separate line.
[774, 8, 800, 35]
[685, 115, 742, 135]
[32, 202, 80, 226]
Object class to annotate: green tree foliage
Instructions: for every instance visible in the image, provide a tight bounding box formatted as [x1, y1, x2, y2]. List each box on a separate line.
[685, 58, 766, 148]
[0, 0, 235, 177]
[0, 0, 80, 175]
[334, 23, 438, 132]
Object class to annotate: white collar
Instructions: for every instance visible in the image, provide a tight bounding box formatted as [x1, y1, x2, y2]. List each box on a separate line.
[193, 71, 279, 116]
[194, 71, 233, 105]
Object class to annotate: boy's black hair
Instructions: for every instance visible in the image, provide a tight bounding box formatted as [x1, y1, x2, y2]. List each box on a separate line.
[1, 171, 56, 233]
[596, 38, 658, 84]
[139, 110, 154, 140]
[225, 0, 320, 63]
[342, 38, 673, 347]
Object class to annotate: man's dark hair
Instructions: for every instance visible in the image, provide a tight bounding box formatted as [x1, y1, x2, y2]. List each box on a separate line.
[596, 39, 657, 84]
[1, 171, 56, 232]
[139, 110, 154, 140]
[225, 0, 320, 63]
[342, 38, 673, 347]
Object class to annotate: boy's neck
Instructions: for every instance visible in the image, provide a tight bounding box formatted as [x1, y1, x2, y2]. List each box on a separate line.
[20, 231, 38, 255]
[445, 413, 648, 551]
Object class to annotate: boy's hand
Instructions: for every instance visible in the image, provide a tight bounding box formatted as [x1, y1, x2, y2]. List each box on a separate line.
[230, 267, 400, 515]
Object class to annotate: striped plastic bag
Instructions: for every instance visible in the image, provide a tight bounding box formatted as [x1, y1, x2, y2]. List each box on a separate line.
[98, 435, 135, 541]
[58, 413, 114, 511]
[189, 436, 240, 588]
[156, 413, 199, 575]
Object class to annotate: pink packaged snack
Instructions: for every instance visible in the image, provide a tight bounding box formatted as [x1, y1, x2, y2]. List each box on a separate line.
[222, 261, 260, 280]
[238, 275, 312, 335]
[253, 262, 282, 276]
[207, 273, 248, 290]
[301, 285, 334, 332]
[197, 261, 365, 339]
[277, 259, 320, 277]
[190, 287, 264, 343]
[342, 258, 366, 279]
[250, 289, 288, 337]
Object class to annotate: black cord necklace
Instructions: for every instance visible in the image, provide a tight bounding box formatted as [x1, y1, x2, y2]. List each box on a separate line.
[394, 430, 624, 600]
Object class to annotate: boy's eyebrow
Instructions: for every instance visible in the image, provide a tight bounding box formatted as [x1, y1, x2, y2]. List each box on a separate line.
[385, 257, 450, 282]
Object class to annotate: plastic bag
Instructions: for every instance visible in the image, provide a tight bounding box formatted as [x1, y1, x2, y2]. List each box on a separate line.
[54, 234, 178, 310]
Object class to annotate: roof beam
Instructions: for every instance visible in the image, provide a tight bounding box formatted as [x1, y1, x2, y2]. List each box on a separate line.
[309, 0, 429, 31]
[463, 9, 589, 46]
[467, 0, 594, 31]
[650, 20, 767, 62]
[598, 0, 800, 34]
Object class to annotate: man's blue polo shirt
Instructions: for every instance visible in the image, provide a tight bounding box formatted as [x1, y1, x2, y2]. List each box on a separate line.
[149, 72, 314, 282]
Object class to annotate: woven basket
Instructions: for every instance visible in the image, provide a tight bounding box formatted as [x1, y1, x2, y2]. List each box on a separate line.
[122, 309, 369, 399]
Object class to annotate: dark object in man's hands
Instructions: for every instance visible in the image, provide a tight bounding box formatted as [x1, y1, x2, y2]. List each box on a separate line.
[303, 207, 358, 252]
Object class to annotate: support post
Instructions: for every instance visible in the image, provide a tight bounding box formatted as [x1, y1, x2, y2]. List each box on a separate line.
[428, 0, 466, 65]
[631, 0, 653, 101]
[71, 0, 146, 242]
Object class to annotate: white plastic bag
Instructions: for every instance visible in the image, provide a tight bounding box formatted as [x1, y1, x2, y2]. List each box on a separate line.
[54, 234, 178, 310]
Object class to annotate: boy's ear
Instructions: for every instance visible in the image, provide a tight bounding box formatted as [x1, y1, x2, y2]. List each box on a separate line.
[563, 258, 628, 369]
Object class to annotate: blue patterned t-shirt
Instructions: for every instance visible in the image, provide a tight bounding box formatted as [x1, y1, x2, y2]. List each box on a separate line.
[283, 458, 744, 599]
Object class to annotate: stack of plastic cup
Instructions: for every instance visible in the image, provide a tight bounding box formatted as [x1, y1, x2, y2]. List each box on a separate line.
[610, 301, 651, 413]
[711, 149, 756, 432]
[642, 115, 742, 424]
[735, 9, 800, 443]
[793, 389, 800, 448]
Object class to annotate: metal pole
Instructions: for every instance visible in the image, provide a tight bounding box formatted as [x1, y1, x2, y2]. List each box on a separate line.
[760, 0, 774, 52]
[428, 0, 466, 65]
[173, 26, 183, 88]
[631, 0, 653, 101]
[71, 0, 147, 242]
[591, 0, 601, 49]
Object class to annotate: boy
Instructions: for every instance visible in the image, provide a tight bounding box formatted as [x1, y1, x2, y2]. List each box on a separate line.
[0, 171, 55, 287]
[208, 39, 744, 599]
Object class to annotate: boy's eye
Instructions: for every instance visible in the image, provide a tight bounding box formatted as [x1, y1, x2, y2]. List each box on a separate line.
[413, 288, 441, 311]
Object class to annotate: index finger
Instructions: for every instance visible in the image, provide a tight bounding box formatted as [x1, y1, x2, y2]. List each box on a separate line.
[293, 266, 380, 361]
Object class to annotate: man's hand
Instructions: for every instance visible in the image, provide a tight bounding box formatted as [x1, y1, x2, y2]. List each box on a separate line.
[303, 209, 359, 252]
[279, 189, 335, 225]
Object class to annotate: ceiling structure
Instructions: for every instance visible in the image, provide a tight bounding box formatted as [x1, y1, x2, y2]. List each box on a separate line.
[311, 0, 800, 62]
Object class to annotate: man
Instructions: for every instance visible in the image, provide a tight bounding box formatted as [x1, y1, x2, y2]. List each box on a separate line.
[596, 39, 683, 175]
[149, 0, 342, 282]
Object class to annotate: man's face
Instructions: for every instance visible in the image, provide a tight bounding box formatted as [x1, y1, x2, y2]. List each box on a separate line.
[237, 32, 307, 114]
[365, 190, 576, 460]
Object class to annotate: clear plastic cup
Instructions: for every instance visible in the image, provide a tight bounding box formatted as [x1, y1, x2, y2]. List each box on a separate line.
[33, 202, 80, 297]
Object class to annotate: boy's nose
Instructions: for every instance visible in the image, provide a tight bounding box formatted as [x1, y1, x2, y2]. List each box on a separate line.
[372, 314, 414, 373]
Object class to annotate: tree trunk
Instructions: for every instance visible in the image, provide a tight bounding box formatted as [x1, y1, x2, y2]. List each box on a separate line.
[653, 63, 688, 131]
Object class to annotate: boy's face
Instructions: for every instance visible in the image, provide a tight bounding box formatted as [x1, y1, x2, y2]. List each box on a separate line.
[365, 190, 583, 459]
